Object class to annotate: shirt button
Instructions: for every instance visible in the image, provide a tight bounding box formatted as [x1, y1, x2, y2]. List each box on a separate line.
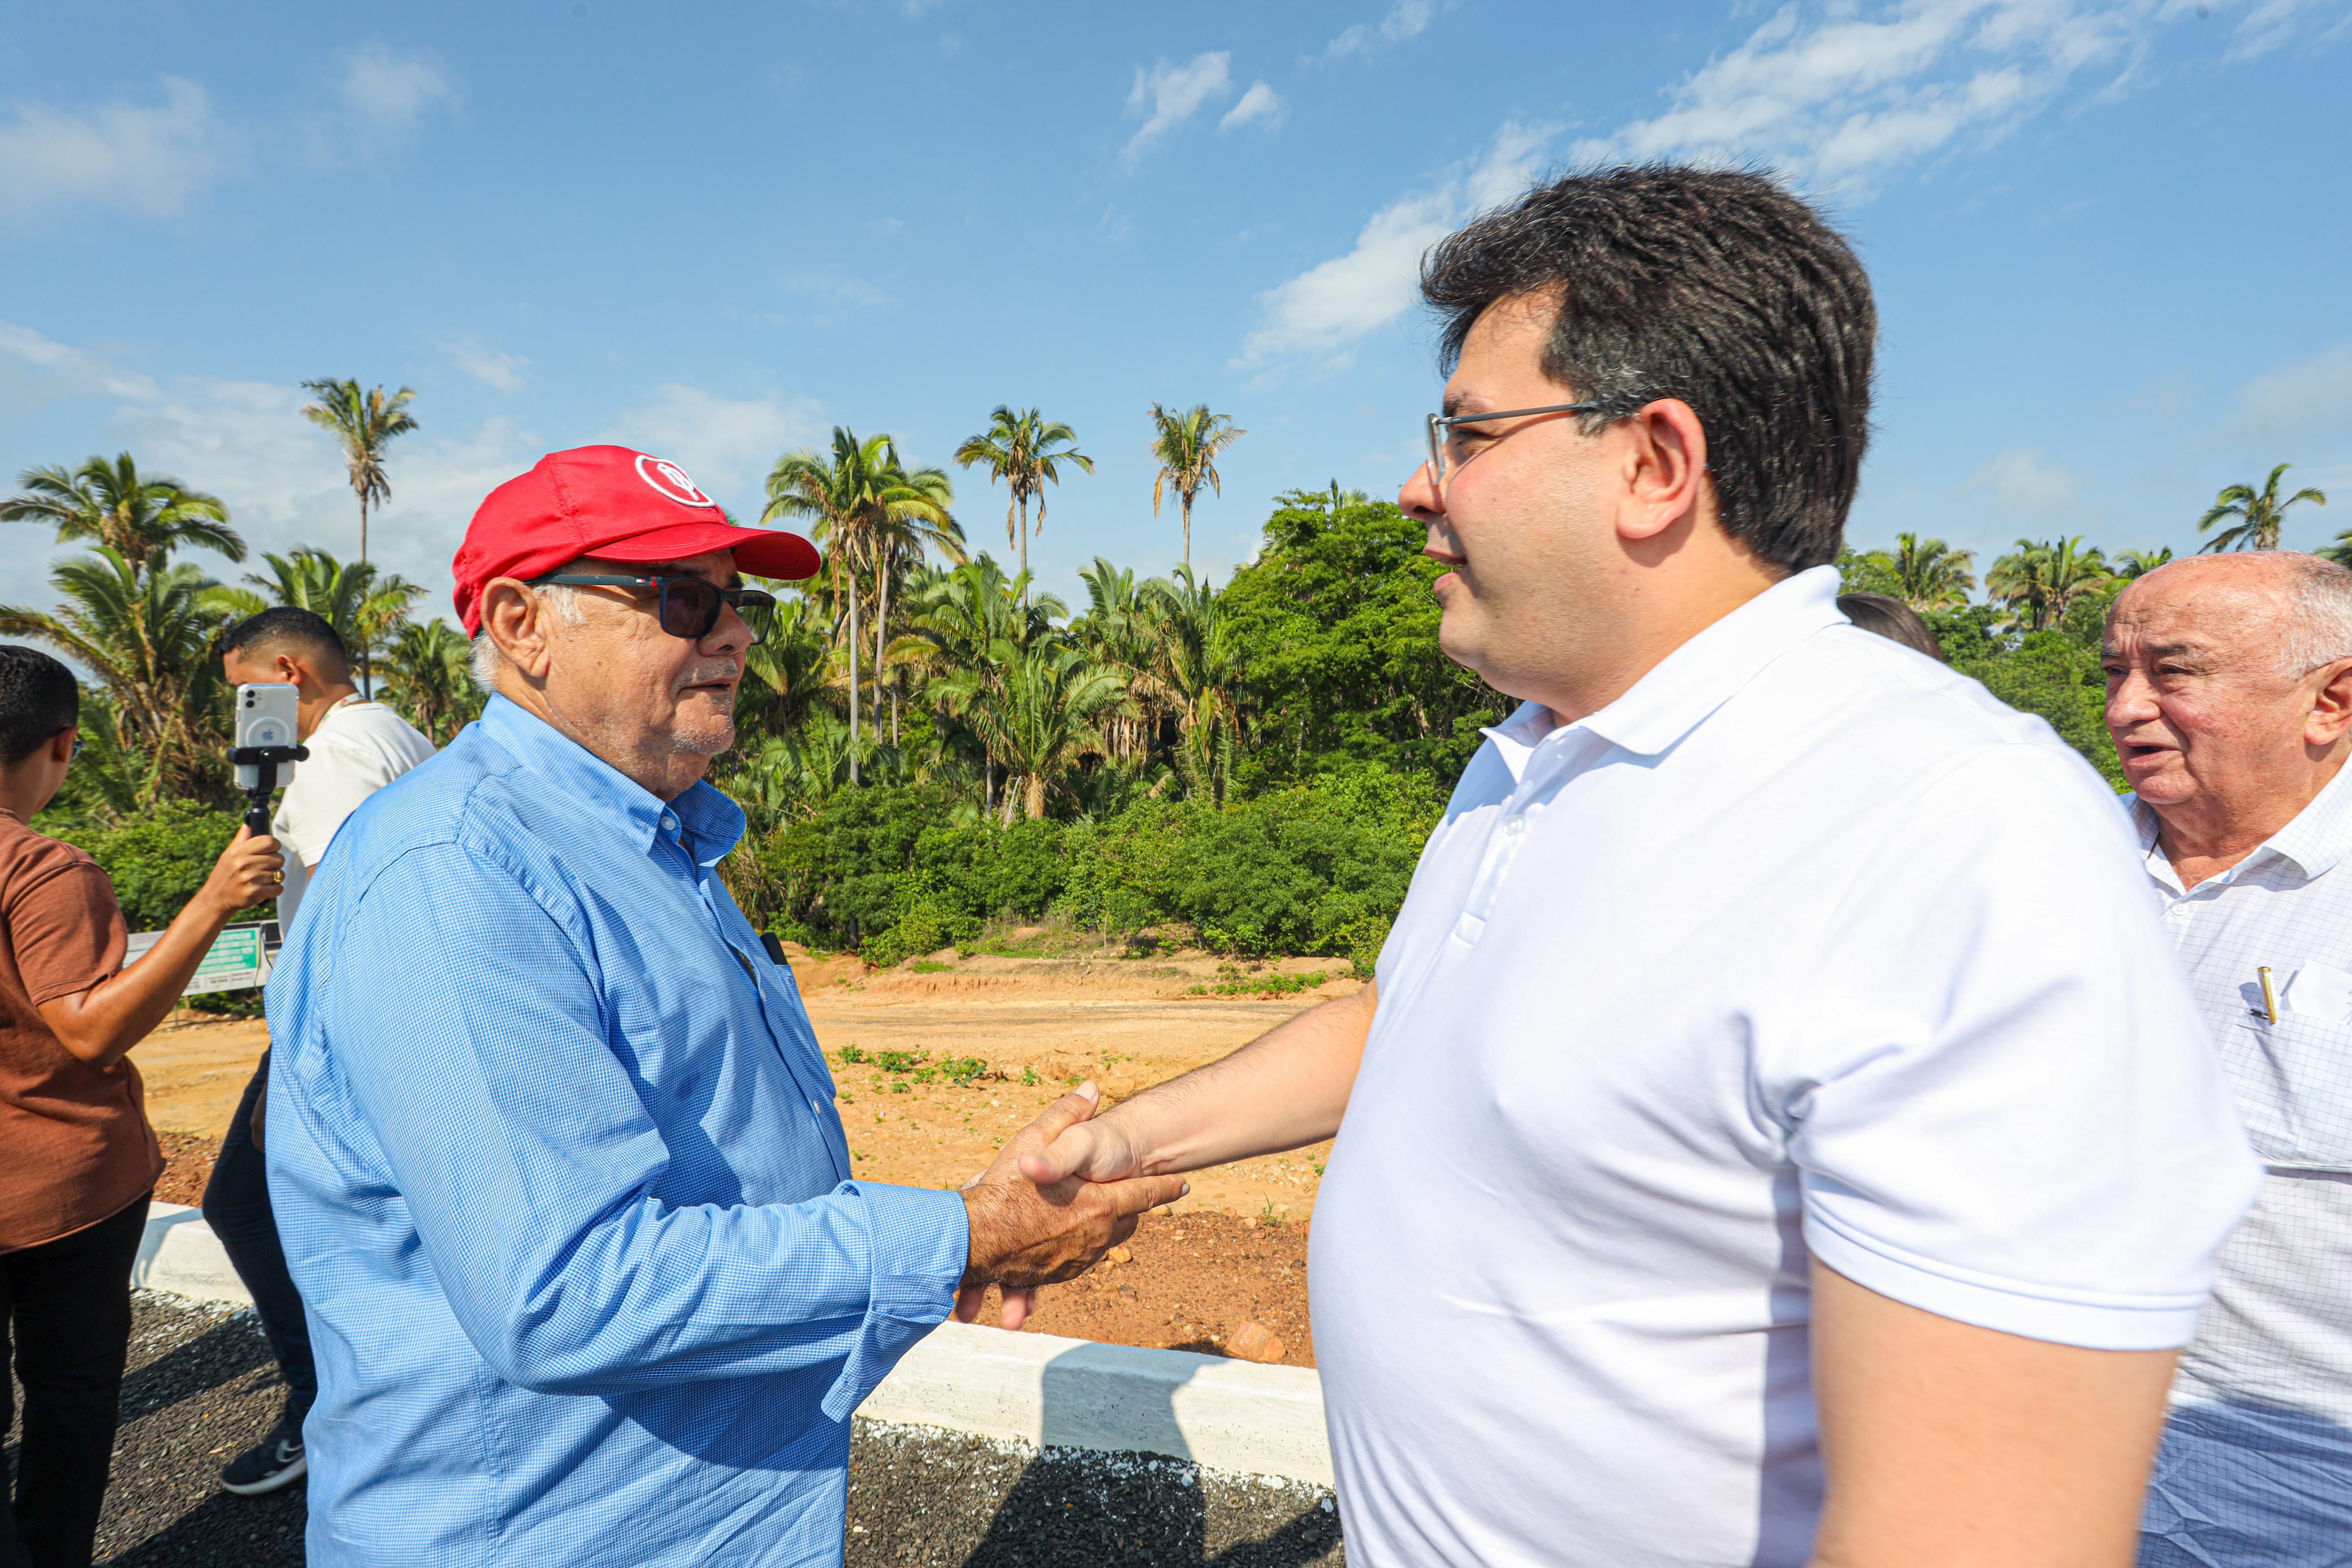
[660, 813, 677, 832]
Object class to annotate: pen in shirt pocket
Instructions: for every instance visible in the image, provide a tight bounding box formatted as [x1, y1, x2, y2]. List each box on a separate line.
[2256, 965, 2280, 1024]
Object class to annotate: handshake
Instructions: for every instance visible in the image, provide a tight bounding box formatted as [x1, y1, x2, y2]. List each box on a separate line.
[952, 1082, 1178, 1328]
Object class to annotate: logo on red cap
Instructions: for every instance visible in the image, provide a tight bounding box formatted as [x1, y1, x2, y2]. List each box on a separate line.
[635, 453, 715, 508]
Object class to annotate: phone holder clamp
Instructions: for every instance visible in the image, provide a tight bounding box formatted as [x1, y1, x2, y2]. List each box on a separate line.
[229, 744, 309, 835]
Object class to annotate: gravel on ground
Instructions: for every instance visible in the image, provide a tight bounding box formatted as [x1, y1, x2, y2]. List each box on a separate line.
[6, 1292, 1343, 1566]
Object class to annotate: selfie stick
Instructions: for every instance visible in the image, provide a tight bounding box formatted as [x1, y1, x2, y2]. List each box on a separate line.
[229, 744, 309, 837]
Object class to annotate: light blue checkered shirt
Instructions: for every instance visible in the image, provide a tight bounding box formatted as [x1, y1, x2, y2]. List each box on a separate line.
[264, 695, 968, 1567]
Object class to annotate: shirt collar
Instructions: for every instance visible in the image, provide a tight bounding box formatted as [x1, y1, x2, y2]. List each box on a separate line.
[1482, 565, 1848, 769]
[2131, 759, 2352, 886]
[477, 695, 745, 866]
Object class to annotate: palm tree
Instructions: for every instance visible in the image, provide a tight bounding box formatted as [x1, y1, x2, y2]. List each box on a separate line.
[894, 558, 1065, 815]
[213, 549, 424, 670]
[2, 453, 242, 577]
[2113, 547, 2175, 580]
[1148, 404, 1246, 570]
[953, 408, 1093, 589]
[1140, 564, 1244, 804]
[381, 620, 478, 744]
[1986, 537, 2111, 633]
[2198, 464, 2328, 552]
[860, 467, 962, 740]
[1074, 557, 1162, 763]
[1866, 532, 1975, 612]
[764, 429, 954, 783]
[300, 378, 419, 695]
[944, 643, 1127, 821]
[738, 595, 840, 739]
[0, 548, 231, 800]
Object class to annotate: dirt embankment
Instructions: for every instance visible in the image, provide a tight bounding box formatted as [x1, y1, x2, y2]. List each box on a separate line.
[135, 938, 1346, 1363]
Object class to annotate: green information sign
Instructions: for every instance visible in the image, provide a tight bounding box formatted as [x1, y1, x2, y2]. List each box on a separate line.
[123, 922, 272, 995]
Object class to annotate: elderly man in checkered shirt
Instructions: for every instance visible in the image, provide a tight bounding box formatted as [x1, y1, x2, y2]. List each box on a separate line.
[2107, 551, 2352, 1568]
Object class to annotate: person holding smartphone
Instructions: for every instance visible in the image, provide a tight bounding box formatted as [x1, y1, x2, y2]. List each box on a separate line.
[206, 608, 435, 1498]
[1, 644, 283, 1568]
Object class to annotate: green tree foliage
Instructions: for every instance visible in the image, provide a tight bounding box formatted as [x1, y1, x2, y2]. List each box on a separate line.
[2, 453, 243, 577]
[299, 379, 419, 695]
[1221, 488, 1503, 783]
[214, 548, 425, 669]
[2199, 464, 2327, 553]
[1839, 532, 1974, 610]
[1147, 402, 1246, 568]
[45, 803, 270, 932]
[953, 407, 1092, 586]
[382, 618, 481, 744]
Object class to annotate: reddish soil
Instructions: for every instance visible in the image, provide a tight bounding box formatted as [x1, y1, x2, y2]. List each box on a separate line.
[154, 1130, 219, 1208]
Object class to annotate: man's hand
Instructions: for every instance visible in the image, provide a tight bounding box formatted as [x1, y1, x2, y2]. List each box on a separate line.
[955, 1083, 1187, 1329]
[196, 825, 287, 921]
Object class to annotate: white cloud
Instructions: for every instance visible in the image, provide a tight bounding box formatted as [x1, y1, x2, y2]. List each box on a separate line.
[333, 42, 459, 141]
[1221, 81, 1285, 132]
[1320, 1, 1439, 62]
[2238, 337, 2352, 435]
[1565, 0, 2319, 193]
[1236, 122, 1550, 372]
[438, 335, 529, 393]
[784, 274, 898, 311]
[0, 77, 224, 224]
[0, 322, 541, 611]
[1122, 52, 1233, 168]
[604, 384, 828, 508]
[1970, 447, 2083, 517]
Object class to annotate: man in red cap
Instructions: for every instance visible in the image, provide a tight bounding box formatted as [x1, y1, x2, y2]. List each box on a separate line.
[257, 446, 1184, 1568]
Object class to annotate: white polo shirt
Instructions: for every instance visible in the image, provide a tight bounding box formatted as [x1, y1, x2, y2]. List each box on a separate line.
[272, 697, 437, 926]
[1309, 566, 2260, 1568]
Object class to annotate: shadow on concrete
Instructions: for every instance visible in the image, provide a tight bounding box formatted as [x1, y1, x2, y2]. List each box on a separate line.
[952, 1344, 1341, 1567]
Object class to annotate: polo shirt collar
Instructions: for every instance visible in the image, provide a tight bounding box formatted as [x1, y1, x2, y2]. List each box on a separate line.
[2132, 757, 2352, 886]
[477, 695, 745, 865]
[1483, 566, 1847, 772]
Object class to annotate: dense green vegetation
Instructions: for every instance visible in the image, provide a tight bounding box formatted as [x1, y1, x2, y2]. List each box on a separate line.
[2, 393, 2331, 965]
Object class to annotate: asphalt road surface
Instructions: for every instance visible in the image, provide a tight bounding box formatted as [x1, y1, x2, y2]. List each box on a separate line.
[5, 1292, 1343, 1566]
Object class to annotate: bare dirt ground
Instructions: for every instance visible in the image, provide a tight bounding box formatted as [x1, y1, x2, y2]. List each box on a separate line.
[135, 938, 1340, 1364]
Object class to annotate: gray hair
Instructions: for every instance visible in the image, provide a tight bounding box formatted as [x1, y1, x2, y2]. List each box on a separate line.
[2274, 555, 2352, 676]
[468, 583, 585, 693]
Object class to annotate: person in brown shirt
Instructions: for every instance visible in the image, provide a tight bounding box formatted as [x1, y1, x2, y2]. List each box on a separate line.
[1, 646, 281, 1568]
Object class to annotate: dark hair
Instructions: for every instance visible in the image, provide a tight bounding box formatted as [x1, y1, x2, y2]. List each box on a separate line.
[220, 607, 349, 677]
[1838, 592, 1945, 662]
[1420, 164, 1876, 575]
[0, 645, 81, 766]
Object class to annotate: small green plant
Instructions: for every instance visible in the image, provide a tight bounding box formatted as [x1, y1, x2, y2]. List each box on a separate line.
[1020, 1066, 1038, 1086]
[909, 959, 954, 973]
[938, 1056, 988, 1086]
[891, 1081, 910, 1095]
[873, 1050, 927, 1074]
[1188, 967, 1328, 998]
[837, 1045, 867, 1065]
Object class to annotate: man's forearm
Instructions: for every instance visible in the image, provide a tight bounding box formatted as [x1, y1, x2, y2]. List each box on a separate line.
[1100, 981, 1376, 1175]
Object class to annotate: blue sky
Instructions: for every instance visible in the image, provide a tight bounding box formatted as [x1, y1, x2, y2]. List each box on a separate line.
[3, 0, 2349, 625]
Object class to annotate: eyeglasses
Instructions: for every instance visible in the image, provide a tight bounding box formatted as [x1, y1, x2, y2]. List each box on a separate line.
[1425, 401, 1603, 493]
[527, 574, 776, 642]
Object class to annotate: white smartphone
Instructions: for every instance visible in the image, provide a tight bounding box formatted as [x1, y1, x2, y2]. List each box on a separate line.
[234, 682, 301, 790]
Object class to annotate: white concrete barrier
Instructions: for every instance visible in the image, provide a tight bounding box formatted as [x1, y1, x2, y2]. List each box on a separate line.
[134, 1206, 1335, 1486]
[135, 1201, 252, 1306]
[863, 1322, 1333, 1486]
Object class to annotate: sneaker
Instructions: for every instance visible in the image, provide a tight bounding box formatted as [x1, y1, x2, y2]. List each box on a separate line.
[220, 1413, 307, 1496]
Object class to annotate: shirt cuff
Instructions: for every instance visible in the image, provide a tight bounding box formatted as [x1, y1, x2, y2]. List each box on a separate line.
[821, 1181, 970, 1422]
[1804, 1205, 2208, 1351]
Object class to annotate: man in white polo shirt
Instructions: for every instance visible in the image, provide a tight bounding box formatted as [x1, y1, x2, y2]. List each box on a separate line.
[1019, 167, 2260, 1566]
[205, 606, 435, 1497]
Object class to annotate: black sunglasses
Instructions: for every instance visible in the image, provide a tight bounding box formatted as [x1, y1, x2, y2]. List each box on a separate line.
[527, 574, 775, 641]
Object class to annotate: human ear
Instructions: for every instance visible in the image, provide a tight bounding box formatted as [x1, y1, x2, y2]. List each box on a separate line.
[1615, 399, 1711, 544]
[2306, 659, 2352, 748]
[481, 579, 556, 682]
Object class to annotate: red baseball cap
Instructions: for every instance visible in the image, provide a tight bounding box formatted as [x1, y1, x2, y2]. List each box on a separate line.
[451, 445, 821, 634]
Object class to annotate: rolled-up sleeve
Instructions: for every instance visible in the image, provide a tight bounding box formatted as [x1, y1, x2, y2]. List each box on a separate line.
[322, 841, 968, 1406]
